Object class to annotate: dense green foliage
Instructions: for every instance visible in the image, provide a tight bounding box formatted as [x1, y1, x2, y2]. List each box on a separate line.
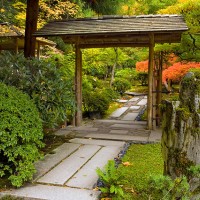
[0, 83, 44, 187]
[0, 52, 75, 129]
[83, 86, 119, 117]
[112, 78, 132, 95]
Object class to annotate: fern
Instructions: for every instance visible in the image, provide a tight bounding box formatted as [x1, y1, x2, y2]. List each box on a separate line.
[96, 160, 124, 197]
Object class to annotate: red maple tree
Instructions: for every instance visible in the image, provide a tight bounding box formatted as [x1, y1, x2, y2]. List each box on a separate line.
[162, 62, 200, 83]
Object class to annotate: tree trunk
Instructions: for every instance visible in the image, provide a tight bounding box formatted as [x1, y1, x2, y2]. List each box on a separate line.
[110, 48, 118, 87]
[24, 0, 39, 58]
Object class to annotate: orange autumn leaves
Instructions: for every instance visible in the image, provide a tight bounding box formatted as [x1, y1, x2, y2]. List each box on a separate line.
[162, 62, 200, 82]
[136, 59, 200, 83]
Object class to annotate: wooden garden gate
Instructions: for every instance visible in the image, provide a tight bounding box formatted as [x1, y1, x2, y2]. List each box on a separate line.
[34, 15, 188, 129]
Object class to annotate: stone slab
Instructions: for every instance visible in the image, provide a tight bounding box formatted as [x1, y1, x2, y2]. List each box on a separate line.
[34, 143, 81, 180]
[37, 145, 101, 185]
[69, 138, 125, 147]
[85, 133, 148, 142]
[73, 127, 98, 131]
[55, 130, 73, 136]
[95, 119, 147, 125]
[129, 97, 139, 102]
[137, 99, 147, 105]
[109, 130, 128, 134]
[130, 105, 140, 110]
[66, 146, 122, 189]
[110, 107, 129, 118]
[111, 123, 146, 129]
[0, 184, 100, 200]
[116, 99, 128, 103]
[122, 113, 139, 121]
[148, 129, 162, 142]
[125, 92, 147, 96]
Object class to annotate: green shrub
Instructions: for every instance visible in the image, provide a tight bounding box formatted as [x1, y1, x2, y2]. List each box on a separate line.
[0, 52, 75, 129]
[112, 78, 131, 94]
[83, 89, 110, 116]
[136, 72, 148, 86]
[115, 68, 138, 84]
[0, 83, 44, 187]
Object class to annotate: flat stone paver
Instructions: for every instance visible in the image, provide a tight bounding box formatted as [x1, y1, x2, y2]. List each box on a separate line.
[130, 105, 140, 110]
[111, 123, 146, 129]
[122, 113, 139, 121]
[148, 129, 162, 142]
[116, 99, 128, 103]
[95, 119, 147, 125]
[37, 145, 101, 185]
[69, 138, 125, 146]
[109, 130, 128, 134]
[85, 133, 148, 142]
[129, 97, 139, 102]
[66, 146, 122, 189]
[1, 184, 100, 200]
[110, 107, 129, 118]
[73, 127, 98, 132]
[34, 143, 81, 180]
[137, 99, 147, 105]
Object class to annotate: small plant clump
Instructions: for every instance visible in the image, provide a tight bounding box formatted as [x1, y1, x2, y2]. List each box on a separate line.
[0, 83, 44, 187]
[96, 160, 124, 198]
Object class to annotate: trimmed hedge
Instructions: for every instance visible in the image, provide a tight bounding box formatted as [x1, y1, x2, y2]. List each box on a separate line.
[0, 83, 44, 187]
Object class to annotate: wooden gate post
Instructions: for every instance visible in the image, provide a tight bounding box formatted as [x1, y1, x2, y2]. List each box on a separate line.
[147, 33, 155, 130]
[75, 45, 82, 126]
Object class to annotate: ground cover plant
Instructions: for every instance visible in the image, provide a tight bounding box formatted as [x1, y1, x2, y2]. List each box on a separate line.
[97, 143, 163, 200]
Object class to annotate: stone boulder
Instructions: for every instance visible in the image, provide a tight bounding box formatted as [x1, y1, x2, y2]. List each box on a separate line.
[161, 71, 200, 198]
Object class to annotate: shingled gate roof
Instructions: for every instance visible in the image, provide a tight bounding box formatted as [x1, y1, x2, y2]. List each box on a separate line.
[34, 15, 188, 48]
[0, 22, 56, 51]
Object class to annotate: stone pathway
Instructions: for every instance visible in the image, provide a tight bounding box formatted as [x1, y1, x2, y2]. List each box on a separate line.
[0, 95, 161, 200]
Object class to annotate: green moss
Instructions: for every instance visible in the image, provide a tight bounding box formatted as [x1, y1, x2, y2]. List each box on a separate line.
[176, 106, 191, 121]
[168, 149, 194, 178]
[113, 143, 163, 200]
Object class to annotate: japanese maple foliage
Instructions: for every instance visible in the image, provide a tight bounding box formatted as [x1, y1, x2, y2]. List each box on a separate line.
[162, 62, 200, 83]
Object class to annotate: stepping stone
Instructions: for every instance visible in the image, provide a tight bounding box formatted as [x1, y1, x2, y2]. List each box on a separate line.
[111, 124, 146, 129]
[130, 105, 140, 110]
[122, 113, 139, 121]
[110, 107, 129, 118]
[137, 99, 147, 105]
[34, 143, 81, 180]
[85, 133, 148, 142]
[66, 146, 122, 189]
[125, 92, 147, 96]
[116, 99, 128, 103]
[37, 145, 101, 185]
[95, 119, 147, 125]
[69, 138, 125, 147]
[55, 130, 72, 136]
[1, 184, 100, 200]
[73, 127, 98, 132]
[129, 97, 139, 102]
[109, 130, 128, 134]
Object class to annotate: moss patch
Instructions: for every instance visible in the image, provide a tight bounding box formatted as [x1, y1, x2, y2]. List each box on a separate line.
[114, 143, 163, 200]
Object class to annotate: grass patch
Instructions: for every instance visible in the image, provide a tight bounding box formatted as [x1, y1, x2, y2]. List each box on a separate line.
[129, 85, 148, 93]
[104, 102, 121, 118]
[114, 143, 163, 200]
